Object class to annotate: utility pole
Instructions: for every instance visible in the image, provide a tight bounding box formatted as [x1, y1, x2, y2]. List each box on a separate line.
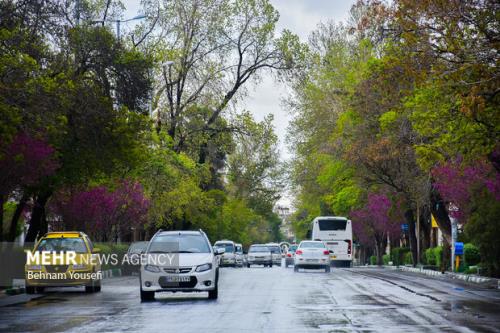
[416, 204, 420, 265]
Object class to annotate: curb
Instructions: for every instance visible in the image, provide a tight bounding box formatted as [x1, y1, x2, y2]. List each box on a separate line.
[396, 266, 499, 288]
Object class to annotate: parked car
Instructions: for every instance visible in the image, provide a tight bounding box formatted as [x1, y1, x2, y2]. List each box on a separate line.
[25, 231, 102, 294]
[266, 243, 282, 266]
[294, 241, 330, 272]
[124, 241, 149, 275]
[285, 244, 298, 267]
[246, 244, 273, 267]
[213, 240, 237, 267]
[139, 230, 224, 301]
[235, 243, 245, 267]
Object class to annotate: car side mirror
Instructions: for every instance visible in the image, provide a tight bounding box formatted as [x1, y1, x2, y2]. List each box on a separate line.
[214, 248, 225, 255]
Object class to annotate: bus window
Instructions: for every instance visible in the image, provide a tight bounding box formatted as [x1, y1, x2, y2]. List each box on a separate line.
[318, 219, 347, 231]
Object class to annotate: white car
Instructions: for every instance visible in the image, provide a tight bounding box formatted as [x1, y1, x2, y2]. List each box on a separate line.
[266, 243, 282, 266]
[247, 244, 273, 267]
[214, 240, 237, 267]
[294, 241, 331, 272]
[140, 230, 224, 301]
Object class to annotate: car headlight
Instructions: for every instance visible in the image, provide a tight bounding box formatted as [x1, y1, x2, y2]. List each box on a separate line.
[195, 263, 212, 272]
[26, 265, 42, 270]
[144, 264, 161, 273]
[72, 264, 88, 270]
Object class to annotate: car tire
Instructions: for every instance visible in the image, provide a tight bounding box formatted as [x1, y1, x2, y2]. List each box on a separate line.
[247, 264, 250, 268]
[269, 263, 273, 268]
[26, 286, 35, 294]
[294, 265, 299, 272]
[140, 288, 155, 302]
[208, 284, 218, 299]
[325, 265, 331, 273]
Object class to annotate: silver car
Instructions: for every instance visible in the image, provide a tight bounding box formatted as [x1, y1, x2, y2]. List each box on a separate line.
[235, 243, 245, 267]
[266, 243, 282, 266]
[246, 244, 273, 267]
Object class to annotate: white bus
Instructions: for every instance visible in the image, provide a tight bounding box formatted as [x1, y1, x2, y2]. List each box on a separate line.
[311, 216, 352, 267]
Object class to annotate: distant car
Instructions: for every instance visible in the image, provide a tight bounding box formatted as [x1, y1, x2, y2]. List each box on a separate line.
[246, 244, 273, 267]
[294, 241, 330, 272]
[285, 244, 298, 267]
[25, 231, 102, 294]
[139, 230, 223, 301]
[214, 240, 237, 267]
[124, 241, 149, 274]
[235, 243, 245, 267]
[266, 243, 282, 266]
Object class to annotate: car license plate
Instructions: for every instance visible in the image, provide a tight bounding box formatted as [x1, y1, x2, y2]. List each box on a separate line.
[165, 276, 190, 282]
[306, 259, 318, 262]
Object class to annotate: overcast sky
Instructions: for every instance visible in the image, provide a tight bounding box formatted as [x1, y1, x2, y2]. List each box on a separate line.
[122, 0, 356, 205]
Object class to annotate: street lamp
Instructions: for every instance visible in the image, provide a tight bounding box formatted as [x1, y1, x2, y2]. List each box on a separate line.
[91, 14, 147, 39]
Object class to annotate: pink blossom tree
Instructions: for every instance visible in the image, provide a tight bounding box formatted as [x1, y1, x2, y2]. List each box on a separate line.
[0, 132, 59, 240]
[51, 179, 150, 241]
[351, 192, 403, 265]
[432, 157, 499, 221]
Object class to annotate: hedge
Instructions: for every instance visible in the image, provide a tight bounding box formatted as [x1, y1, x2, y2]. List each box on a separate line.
[383, 254, 390, 265]
[403, 251, 413, 265]
[370, 255, 377, 265]
[464, 243, 481, 266]
[390, 247, 410, 266]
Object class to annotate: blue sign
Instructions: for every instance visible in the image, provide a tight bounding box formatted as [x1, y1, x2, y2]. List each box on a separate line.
[401, 224, 409, 231]
[455, 242, 464, 255]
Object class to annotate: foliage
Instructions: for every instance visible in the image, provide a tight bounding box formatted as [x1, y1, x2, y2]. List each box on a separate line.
[433, 246, 443, 269]
[390, 247, 410, 267]
[464, 243, 481, 267]
[424, 248, 436, 266]
[383, 254, 390, 265]
[370, 255, 377, 265]
[403, 251, 413, 265]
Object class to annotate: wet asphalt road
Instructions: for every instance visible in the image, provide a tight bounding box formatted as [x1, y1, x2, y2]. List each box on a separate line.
[1, 266, 499, 333]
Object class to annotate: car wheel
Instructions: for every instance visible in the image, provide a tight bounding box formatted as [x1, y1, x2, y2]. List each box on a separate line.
[26, 286, 36, 294]
[325, 265, 331, 273]
[140, 288, 155, 302]
[247, 263, 250, 268]
[270, 263, 273, 268]
[35, 287, 45, 293]
[208, 282, 218, 299]
[85, 285, 94, 293]
[294, 265, 299, 272]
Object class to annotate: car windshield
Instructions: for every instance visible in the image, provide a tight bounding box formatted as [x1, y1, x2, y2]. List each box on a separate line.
[36, 238, 88, 253]
[235, 245, 243, 253]
[215, 243, 234, 253]
[128, 242, 148, 253]
[249, 246, 269, 253]
[300, 242, 325, 249]
[148, 234, 210, 253]
[268, 246, 280, 253]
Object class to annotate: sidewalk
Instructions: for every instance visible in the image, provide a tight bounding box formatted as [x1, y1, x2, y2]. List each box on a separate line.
[362, 264, 500, 289]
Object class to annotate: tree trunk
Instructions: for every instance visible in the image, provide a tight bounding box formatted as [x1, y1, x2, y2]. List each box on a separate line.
[25, 191, 51, 243]
[7, 194, 28, 242]
[375, 235, 387, 266]
[405, 209, 418, 266]
[430, 186, 451, 244]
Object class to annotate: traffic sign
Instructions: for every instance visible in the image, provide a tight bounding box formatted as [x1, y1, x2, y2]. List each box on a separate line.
[455, 242, 464, 255]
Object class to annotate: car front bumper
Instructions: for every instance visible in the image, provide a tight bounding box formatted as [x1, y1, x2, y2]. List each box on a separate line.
[140, 268, 216, 292]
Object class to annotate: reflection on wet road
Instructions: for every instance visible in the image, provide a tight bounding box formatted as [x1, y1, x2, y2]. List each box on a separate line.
[1, 267, 499, 332]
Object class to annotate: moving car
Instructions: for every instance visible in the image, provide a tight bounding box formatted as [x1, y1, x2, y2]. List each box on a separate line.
[246, 244, 273, 267]
[235, 243, 245, 267]
[214, 240, 237, 267]
[266, 243, 282, 266]
[140, 230, 224, 301]
[285, 244, 298, 267]
[294, 241, 330, 272]
[124, 241, 149, 275]
[25, 231, 102, 294]
[310, 216, 353, 267]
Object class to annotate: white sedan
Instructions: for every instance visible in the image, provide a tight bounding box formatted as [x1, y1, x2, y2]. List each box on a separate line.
[293, 241, 331, 272]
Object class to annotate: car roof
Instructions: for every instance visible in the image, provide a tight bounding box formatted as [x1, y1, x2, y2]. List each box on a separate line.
[214, 240, 234, 244]
[157, 230, 203, 236]
[43, 232, 85, 238]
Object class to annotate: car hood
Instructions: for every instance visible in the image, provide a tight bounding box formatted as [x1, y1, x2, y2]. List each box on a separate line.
[147, 253, 213, 267]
